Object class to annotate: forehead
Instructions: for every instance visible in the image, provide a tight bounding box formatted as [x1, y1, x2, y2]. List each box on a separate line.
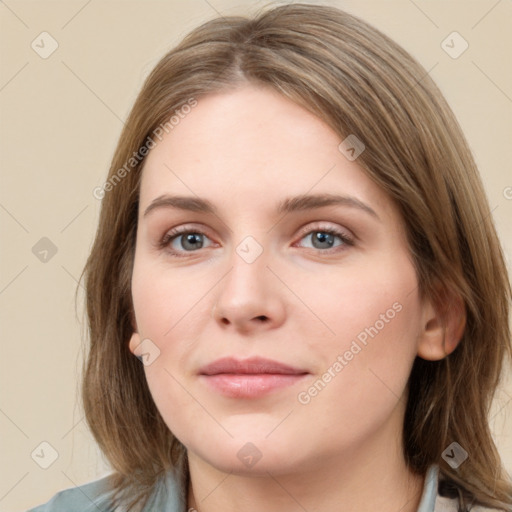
[138, 84, 393, 220]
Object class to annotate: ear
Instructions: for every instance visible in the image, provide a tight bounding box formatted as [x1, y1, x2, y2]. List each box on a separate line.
[128, 311, 141, 356]
[128, 331, 142, 356]
[417, 286, 466, 361]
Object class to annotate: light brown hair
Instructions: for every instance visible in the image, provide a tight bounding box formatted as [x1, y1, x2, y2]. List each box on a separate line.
[81, 3, 512, 510]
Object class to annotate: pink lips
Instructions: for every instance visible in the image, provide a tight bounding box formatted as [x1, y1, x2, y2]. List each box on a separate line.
[199, 357, 308, 398]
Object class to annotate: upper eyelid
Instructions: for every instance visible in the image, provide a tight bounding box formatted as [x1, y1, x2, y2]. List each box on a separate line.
[163, 222, 353, 247]
[295, 222, 352, 238]
[164, 221, 349, 236]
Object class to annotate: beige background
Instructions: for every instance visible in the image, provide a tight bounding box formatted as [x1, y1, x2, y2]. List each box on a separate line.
[1, 1, 511, 510]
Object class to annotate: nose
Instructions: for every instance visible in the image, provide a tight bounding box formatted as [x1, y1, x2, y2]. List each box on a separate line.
[212, 243, 286, 334]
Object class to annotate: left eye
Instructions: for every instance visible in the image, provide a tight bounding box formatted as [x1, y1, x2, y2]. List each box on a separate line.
[163, 231, 214, 253]
[297, 229, 351, 250]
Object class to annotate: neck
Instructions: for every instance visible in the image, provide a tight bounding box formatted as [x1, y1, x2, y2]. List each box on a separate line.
[186, 414, 425, 512]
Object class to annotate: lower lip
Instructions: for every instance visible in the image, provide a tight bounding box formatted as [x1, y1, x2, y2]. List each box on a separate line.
[200, 374, 307, 398]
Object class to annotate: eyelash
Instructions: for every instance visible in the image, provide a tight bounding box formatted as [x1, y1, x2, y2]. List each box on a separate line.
[158, 224, 354, 258]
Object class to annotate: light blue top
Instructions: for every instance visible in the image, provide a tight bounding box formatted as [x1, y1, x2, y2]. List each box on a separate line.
[26, 464, 450, 512]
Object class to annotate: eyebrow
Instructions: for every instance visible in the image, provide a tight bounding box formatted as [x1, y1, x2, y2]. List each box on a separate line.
[143, 193, 379, 220]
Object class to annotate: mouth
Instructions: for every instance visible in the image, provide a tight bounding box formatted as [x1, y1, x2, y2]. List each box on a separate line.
[198, 356, 309, 398]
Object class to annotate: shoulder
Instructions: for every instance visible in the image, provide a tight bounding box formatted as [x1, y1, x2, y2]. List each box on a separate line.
[434, 472, 506, 512]
[26, 474, 118, 512]
[434, 494, 504, 511]
[420, 465, 505, 512]
[26, 469, 185, 512]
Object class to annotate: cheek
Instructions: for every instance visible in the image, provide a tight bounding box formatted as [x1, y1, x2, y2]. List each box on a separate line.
[131, 258, 211, 343]
[130, 285, 197, 445]
[131, 259, 217, 439]
[299, 257, 422, 427]
[307, 251, 421, 355]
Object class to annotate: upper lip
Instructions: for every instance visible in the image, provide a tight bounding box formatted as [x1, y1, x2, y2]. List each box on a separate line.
[199, 357, 308, 375]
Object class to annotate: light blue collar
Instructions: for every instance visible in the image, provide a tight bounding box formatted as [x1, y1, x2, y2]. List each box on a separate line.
[416, 465, 439, 512]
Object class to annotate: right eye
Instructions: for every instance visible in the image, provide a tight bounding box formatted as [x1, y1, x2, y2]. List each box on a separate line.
[159, 228, 216, 256]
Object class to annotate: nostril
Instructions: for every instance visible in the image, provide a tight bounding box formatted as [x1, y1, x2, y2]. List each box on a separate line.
[255, 315, 268, 322]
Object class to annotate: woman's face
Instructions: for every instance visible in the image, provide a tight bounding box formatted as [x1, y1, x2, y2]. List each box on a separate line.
[130, 83, 430, 476]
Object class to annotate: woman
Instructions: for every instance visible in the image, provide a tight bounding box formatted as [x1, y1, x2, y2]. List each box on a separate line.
[28, 3, 512, 511]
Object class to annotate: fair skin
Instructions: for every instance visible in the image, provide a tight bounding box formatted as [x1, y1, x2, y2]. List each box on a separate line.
[129, 83, 462, 512]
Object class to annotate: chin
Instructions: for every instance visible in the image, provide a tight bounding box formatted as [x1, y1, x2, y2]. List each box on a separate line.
[184, 431, 310, 477]
[192, 446, 297, 476]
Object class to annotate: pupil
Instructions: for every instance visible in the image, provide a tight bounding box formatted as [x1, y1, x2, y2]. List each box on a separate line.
[183, 233, 203, 250]
[314, 232, 334, 248]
